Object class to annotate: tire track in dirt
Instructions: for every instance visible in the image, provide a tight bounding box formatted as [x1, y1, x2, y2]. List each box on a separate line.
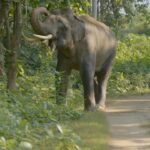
[106, 94, 150, 150]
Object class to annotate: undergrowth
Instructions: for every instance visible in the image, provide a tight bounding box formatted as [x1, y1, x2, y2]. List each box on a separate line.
[0, 33, 150, 149]
[109, 34, 150, 95]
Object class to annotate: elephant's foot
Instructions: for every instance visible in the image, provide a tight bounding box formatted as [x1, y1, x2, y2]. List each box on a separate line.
[84, 105, 96, 112]
[96, 104, 105, 111]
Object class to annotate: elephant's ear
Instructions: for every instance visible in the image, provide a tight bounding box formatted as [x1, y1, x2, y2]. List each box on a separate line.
[71, 15, 85, 42]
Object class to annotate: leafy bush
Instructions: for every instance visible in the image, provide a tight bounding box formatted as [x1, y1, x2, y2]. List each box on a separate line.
[109, 34, 150, 95]
[0, 43, 83, 150]
[1, 33, 150, 149]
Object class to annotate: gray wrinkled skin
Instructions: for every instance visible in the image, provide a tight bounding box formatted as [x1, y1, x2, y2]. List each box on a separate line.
[31, 7, 116, 111]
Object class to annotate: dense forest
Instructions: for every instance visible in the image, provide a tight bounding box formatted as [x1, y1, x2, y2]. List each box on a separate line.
[0, 0, 150, 149]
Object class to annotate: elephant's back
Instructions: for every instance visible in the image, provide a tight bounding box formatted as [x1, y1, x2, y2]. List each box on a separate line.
[79, 15, 116, 71]
[79, 15, 110, 33]
[80, 15, 116, 47]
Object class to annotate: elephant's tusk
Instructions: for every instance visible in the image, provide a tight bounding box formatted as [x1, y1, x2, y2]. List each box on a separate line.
[22, 32, 40, 42]
[33, 34, 53, 40]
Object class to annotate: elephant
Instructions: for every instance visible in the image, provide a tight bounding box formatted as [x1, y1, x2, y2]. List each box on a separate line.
[31, 7, 116, 111]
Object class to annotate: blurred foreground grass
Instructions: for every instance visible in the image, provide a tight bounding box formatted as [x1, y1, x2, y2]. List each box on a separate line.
[71, 111, 109, 150]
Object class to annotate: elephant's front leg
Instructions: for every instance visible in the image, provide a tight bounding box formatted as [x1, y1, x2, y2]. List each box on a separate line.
[80, 62, 96, 111]
[55, 70, 70, 105]
[55, 55, 71, 105]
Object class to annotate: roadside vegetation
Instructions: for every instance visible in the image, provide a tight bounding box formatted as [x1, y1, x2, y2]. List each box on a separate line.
[0, 0, 150, 149]
[109, 34, 150, 96]
[71, 111, 109, 150]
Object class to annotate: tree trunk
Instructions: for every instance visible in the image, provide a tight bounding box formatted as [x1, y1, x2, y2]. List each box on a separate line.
[97, 0, 100, 19]
[6, 2, 22, 90]
[92, 0, 98, 19]
[0, 0, 11, 76]
[88, 0, 92, 15]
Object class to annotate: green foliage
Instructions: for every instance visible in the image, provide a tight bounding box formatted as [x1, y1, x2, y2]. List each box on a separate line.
[122, 9, 150, 36]
[0, 44, 83, 149]
[98, 0, 150, 35]
[109, 34, 150, 95]
[1, 0, 150, 149]
[71, 111, 109, 150]
[20, 42, 51, 75]
[29, 0, 90, 14]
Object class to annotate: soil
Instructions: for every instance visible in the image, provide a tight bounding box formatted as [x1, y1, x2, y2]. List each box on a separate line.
[106, 94, 150, 150]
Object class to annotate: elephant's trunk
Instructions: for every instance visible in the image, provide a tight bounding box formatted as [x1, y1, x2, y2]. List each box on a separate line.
[31, 7, 49, 35]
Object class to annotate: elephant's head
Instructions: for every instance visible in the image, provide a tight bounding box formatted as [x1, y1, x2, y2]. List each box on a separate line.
[31, 7, 85, 57]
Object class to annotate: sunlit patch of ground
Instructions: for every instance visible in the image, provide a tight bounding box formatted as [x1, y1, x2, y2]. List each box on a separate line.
[106, 94, 150, 150]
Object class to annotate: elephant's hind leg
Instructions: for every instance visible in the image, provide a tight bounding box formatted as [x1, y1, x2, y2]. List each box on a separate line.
[95, 51, 115, 110]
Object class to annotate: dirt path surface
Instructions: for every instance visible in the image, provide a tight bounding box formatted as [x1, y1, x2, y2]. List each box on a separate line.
[106, 94, 150, 150]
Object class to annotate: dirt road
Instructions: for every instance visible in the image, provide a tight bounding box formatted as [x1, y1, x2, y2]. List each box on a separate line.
[106, 94, 150, 150]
